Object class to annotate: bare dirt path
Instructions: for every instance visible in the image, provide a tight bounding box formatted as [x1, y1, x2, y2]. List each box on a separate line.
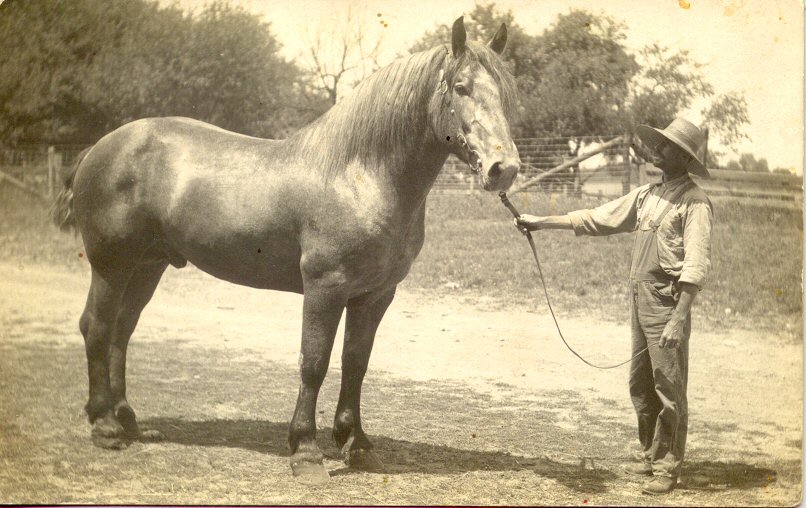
[1, 262, 802, 505]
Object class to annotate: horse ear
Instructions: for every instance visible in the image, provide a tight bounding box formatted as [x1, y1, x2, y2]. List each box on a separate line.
[489, 23, 507, 54]
[451, 16, 466, 58]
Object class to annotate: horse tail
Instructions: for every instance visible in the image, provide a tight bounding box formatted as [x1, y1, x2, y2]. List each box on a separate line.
[51, 146, 92, 232]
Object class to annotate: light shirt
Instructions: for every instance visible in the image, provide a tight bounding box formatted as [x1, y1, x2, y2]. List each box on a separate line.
[567, 174, 713, 289]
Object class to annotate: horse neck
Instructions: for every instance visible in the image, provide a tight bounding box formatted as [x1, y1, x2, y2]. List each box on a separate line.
[394, 139, 450, 211]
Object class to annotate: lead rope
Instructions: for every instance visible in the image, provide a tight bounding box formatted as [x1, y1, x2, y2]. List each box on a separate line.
[499, 191, 649, 369]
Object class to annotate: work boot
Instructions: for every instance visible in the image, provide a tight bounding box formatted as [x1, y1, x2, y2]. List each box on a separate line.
[642, 476, 677, 495]
[622, 461, 652, 476]
[631, 451, 649, 462]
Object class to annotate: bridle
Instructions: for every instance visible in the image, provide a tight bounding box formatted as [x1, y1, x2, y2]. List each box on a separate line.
[436, 59, 484, 175]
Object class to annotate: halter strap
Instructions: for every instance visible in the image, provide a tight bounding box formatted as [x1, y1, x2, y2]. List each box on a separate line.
[436, 50, 483, 175]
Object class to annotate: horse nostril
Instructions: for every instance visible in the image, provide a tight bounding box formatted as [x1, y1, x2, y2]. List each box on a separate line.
[489, 162, 502, 178]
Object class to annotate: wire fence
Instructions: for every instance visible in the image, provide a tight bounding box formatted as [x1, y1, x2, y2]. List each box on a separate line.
[2, 140, 802, 206]
[439, 135, 634, 197]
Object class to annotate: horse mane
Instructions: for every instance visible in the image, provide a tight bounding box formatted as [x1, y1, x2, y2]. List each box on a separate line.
[286, 41, 518, 178]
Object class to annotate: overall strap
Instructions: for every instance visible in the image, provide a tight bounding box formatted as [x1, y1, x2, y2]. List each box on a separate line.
[649, 179, 695, 231]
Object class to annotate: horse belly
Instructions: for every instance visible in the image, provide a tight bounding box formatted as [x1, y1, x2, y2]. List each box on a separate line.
[189, 249, 304, 292]
[162, 185, 304, 292]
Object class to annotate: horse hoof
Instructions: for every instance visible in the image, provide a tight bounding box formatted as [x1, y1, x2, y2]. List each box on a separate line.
[91, 434, 129, 450]
[114, 403, 140, 439]
[139, 429, 165, 442]
[346, 449, 384, 472]
[291, 461, 330, 485]
[91, 425, 128, 450]
[91, 413, 128, 450]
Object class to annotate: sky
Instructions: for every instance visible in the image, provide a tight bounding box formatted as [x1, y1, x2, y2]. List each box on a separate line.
[174, 0, 804, 172]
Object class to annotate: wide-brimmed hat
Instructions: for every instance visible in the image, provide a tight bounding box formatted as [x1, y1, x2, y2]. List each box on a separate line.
[636, 118, 709, 178]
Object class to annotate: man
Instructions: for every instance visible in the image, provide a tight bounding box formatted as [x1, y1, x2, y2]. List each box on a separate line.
[515, 118, 713, 495]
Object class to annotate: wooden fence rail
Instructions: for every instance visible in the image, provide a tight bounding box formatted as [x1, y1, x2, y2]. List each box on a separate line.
[1, 143, 801, 207]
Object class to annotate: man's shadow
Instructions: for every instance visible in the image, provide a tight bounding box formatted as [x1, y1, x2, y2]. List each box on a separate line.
[142, 417, 778, 493]
[681, 460, 779, 491]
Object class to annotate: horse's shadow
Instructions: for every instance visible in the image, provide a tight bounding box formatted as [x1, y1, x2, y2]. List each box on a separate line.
[142, 417, 777, 493]
[143, 417, 614, 492]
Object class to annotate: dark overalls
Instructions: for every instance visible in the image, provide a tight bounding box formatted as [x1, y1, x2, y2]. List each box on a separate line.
[628, 181, 694, 479]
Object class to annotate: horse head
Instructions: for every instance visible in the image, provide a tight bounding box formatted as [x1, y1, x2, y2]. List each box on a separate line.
[432, 17, 521, 191]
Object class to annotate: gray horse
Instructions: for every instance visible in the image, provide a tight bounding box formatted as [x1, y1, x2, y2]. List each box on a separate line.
[53, 17, 520, 483]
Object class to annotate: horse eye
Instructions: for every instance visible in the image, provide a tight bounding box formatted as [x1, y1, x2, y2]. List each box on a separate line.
[454, 83, 469, 96]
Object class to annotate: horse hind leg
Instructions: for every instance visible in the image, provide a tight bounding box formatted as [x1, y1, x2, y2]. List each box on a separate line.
[109, 260, 168, 442]
[80, 267, 130, 449]
[81, 259, 167, 449]
[332, 287, 396, 472]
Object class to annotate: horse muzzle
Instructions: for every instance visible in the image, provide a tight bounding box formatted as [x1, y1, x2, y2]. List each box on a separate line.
[480, 154, 520, 191]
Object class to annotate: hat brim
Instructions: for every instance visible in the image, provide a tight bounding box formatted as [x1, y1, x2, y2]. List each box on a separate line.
[636, 125, 710, 178]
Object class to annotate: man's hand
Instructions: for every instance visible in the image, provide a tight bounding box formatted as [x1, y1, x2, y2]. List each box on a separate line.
[658, 282, 699, 349]
[514, 214, 544, 232]
[659, 315, 686, 349]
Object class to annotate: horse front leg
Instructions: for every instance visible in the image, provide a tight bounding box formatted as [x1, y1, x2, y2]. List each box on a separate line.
[333, 287, 396, 472]
[289, 284, 347, 484]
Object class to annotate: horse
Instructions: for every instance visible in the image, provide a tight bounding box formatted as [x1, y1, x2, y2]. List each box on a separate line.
[53, 17, 520, 484]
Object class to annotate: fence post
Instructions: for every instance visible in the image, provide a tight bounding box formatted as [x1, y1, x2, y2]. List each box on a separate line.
[702, 127, 709, 167]
[622, 135, 631, 195]
[47, 146, 55, 197]
[54, 152, 63, 195]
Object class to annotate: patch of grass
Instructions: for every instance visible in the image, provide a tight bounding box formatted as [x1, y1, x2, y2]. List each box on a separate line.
[0, 186, 84, 268]
[404, 192, 803, 335]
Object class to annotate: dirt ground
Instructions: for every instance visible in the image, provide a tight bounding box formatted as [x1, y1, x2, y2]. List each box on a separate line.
[0, 261, 802, 505]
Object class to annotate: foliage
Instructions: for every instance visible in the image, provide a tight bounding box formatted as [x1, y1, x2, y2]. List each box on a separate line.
[410, 4, 637, 138]
[626, 44, 713, 130]
[701, 92, 750, 149]
[524, 10, 638, 137]
[0, 0, 325, 145]
[725, 153, 770, 172]
[409, 3, 749, 152]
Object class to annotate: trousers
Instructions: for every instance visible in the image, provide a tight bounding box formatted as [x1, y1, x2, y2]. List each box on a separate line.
[629, 279, 690, 478]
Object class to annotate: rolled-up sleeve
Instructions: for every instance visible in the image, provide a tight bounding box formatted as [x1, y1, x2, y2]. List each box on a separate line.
[679, 200, 713, 289]
[568, 186, 646, 236]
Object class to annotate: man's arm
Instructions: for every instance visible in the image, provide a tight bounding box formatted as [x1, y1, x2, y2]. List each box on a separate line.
[516, 214, 573, 231]
[514, 185, 648, 236]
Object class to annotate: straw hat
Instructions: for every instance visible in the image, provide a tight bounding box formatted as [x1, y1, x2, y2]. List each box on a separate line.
[636, 118, 709, 178]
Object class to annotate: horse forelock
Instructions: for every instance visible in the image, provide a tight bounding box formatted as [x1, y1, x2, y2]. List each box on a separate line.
[289, 42, 517, 178]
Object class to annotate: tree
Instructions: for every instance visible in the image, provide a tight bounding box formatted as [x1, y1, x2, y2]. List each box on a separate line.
[726, 153, 769, 172]
[0, 0, 321, 145]
[525, 10, 638, 137]
[301, 8, 386, 104]
[410, 5, 638, 138]
[701, 92, 750, 150]
[627, 44, 749, 160]
[410, 2, 750, 156]
[627, 44, 712, 131]
[0, 0, 116, 143]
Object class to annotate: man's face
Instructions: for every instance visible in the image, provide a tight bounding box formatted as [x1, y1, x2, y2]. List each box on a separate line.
[651, 138, 691, 175]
